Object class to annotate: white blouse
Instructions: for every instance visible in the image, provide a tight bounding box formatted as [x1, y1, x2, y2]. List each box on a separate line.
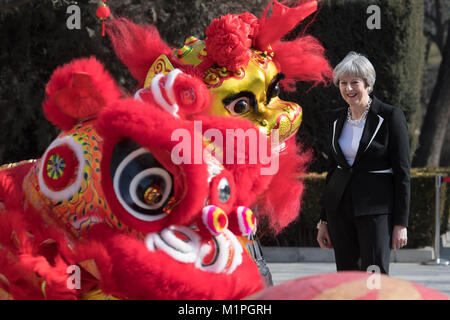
[338, 120, 365, 166]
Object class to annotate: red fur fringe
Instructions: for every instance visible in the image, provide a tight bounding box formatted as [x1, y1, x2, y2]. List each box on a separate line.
[256, 0, 318, 50]
[106, 18, 172, 87]
[0, 162, 33, 209]
[173, 72, 210, 117]
[194, 115, 274, 207]
[272, 36, 333, 91]
[255, 139, 311, 233]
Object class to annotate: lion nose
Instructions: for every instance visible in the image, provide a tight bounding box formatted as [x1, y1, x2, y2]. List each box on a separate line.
[263, 101, 302, 142]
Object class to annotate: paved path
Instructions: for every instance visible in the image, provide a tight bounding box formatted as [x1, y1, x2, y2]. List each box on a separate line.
[267, 262, 450, 297]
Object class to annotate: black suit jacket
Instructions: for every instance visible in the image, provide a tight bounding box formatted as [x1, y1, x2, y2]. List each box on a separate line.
[320, 96, 410, 227]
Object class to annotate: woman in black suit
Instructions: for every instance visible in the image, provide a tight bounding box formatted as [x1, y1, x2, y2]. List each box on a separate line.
[316, 52, 410, 275]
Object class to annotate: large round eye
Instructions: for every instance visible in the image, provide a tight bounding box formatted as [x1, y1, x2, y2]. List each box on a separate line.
[209, 171, 235, 213]
[130, 168, 172, 210]
[225, 97, 251, 116]
[110, 139, 175, 222]
[38, 136, 85, 202]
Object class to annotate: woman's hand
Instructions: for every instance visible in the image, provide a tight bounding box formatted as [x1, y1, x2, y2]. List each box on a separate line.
[317, 223, 333, 249]
[392, 225, 407, 250]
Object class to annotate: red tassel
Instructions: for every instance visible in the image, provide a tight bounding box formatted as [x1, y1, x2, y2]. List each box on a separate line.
[102, 21, 105, 37]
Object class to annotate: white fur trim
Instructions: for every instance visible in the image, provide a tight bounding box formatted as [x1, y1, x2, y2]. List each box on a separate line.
[38, 136, 85, 202]
[151, 73, 179, 117]
[165, 69, 183, 106]
[198, 233, 229, 273]
[225, 230, 243, 274]
[145, 233, 155, 251]
[113, 147, 167, 222]
[151, 226, 201, 263]
[146, 224, 243, 274]
[203, 148, 224, 182]
[134, 88, 143, 101]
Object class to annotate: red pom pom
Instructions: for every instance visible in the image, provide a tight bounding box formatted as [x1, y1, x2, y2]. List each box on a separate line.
[43, 57, 121, 130]
[205, 14, 254, 71]
[53, 72, 105, 119]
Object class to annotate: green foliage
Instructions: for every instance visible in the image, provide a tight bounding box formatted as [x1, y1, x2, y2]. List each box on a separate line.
[260, 168, 450, 248]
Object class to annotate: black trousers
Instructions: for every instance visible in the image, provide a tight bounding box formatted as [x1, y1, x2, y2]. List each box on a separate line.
[326, 184, 392, 274]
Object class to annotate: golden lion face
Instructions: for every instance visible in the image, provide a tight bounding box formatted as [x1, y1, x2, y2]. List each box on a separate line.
[143, 38, 303, 143]
[203, 52, 302, 142]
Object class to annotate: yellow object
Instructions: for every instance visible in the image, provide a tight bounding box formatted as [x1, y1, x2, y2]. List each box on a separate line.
[143, 54, 175, 89]
[81, 287, 119, 300]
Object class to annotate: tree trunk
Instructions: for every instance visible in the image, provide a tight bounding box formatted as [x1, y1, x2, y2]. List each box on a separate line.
[413, 22, 450, 167]
[440, 120, 450, 165]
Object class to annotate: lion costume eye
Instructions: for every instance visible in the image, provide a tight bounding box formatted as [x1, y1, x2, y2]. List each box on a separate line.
[223, 91, 257, 116]
[110, 139, 174, 222]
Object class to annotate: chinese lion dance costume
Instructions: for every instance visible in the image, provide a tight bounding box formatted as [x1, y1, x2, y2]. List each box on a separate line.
[0, 0, 447, 300]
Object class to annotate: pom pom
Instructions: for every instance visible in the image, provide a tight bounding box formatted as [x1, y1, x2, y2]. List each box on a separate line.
[238, 12, 260, 43]
[135, 69, 210, 118]
[43, 57, 121, 130]
[205, 14, 254, 71]
[53, 72, 105, 119]
[172, 72, 210, 117]
[228, 206, 256, 236]
[208, 171, 236, 214]
[197, 205, 228, 237]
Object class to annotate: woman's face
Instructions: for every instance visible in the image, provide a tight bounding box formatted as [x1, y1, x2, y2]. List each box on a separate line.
[338, 76, 370, 108]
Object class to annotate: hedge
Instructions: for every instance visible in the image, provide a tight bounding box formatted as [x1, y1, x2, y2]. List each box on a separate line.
[284, 0, 425, 172]
[259, 168, 450, 249]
